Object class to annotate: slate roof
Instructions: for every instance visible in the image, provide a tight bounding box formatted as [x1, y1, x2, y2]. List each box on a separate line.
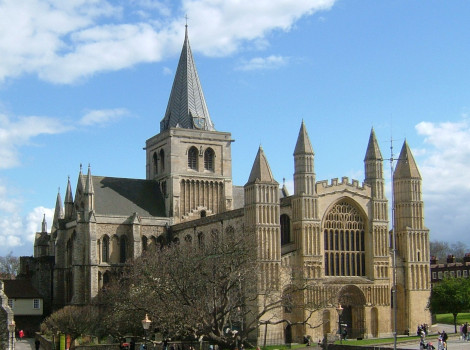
[160, 26, 214, 132]
[3, 280, 42, 299]
[91, 176, 166, 217]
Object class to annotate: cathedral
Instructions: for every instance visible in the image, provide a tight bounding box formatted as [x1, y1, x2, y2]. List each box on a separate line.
[29, 27, 431, 344]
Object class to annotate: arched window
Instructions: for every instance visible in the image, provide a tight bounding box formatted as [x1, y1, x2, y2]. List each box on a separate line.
[280, 214, 291, 245]
[204, 148, 214, 171]
[159, 149, 165, 172]
[323, 200, 366, 277]
[120, 235, 127, 263]
[102, 235, 109, 263]
[142, 236, 148, 251]
[153, 152, 158, 174]
[197, 231, 204, 247]
[188, 146, 198, 170]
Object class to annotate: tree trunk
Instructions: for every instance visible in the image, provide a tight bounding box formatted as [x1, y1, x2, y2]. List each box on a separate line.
[453, 313, 458, 333]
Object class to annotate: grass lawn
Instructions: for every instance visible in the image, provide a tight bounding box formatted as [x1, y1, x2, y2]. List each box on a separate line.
[436, 313, 470, 325]
[333, 336, 421, 346]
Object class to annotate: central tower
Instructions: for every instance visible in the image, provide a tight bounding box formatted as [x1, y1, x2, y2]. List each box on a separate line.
[145, 27, 233, 222]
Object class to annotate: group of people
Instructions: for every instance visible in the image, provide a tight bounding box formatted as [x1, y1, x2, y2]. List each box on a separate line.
[460, 322, 470, 341]
[418, 324, 430, 338]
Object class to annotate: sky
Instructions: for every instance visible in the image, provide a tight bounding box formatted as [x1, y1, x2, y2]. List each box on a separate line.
[1, 0, 470, 257]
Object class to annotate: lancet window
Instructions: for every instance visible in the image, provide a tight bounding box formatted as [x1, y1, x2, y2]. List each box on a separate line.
[323, 200, 366, 276]
[204, 148, 214, 171]
[188, 146, 198, 170]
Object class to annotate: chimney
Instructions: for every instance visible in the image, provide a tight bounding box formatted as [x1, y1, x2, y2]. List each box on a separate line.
[430, 256, 438, 265]
[446, 254, 456, 264]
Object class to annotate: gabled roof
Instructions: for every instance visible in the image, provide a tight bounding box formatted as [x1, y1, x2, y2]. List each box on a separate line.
[91, 176, 166, 217]
[294, 121, 314, 156]
[3, 280, 42, 299]
[246, 146, 277, 185]
[394, 141, 421, 179]
[160, 26, 214, 132]
[364, 128, 382, 161]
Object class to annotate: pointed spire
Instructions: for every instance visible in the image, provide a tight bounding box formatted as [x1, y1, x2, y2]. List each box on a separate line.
[41, 214, 47, 233]
[294, 120, 314, 155]
[54, 188, 64, 221]
[394, 140, 421, 179]
[364, 128, 382, 161]
[65, 177, 73, 203]
[160, 26, 214, 132]
[85, 164, 94, 194]
[247, 146, 276, 184]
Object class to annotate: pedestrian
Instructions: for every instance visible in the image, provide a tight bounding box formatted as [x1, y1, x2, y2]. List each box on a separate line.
[442, 330, 448, 350]
[19, 330, 24, 340]
[35, 338, 40, 350]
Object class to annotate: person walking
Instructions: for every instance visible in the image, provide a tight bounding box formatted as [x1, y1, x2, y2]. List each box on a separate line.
[19, 330, 25, 340]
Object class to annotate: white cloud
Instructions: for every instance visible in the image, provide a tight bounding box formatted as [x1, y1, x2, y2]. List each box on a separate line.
[0, 175, 53, 256]
[79, 108, 130, 126]
[415, 117, 470, 242]
[0, 0, 336, 84]
[237, 55, 289, 71]
[0, 113, 71, 169]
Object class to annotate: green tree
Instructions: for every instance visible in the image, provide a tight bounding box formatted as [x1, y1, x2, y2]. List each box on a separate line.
[430, 277, 470, 333]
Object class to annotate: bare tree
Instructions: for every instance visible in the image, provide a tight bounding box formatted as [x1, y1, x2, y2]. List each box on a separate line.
[40, 305, 101, 348]
[0, 252, 19, 278]
[102, 228, 328, 347]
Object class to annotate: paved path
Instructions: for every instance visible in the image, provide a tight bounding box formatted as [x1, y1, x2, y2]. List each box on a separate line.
[15, 338, 34, 350]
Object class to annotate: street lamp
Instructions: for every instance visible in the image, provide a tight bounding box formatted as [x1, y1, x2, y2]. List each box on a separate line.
[142, 314, 152, 350]
[8, 320, 15, 350]
[336, 304, 343, 344]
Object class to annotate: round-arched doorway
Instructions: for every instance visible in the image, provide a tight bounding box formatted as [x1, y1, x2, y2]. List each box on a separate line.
[338, 285, 366, 339]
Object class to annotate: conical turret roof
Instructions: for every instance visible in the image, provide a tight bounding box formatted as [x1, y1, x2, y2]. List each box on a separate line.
[246, 146, 276, 184]
[85, 165, 94, 194]
[394, 140, 421, 179]
[53, 190, 64, 220]
[160, 26, 214, 132]
[364, 128, 382, 161]
[294, 120, 314, 156]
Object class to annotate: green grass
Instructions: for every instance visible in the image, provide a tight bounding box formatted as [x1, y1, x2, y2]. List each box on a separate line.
[333, 336, 421, 346]
[435, 312, 470, 325]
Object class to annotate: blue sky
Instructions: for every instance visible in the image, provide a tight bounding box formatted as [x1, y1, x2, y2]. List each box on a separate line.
[1, 0, 470, 256]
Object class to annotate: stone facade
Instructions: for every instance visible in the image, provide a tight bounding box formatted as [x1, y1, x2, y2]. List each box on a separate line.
[26, 27, 431, 344]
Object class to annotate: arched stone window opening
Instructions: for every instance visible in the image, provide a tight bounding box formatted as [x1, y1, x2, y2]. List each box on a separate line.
[157, 234, 166, 249]
[280, 214, 291, 245]
[142, 236, 148, 252]
[159, 149, 165, 172]
[103, 271, 111, 286]
[323, 200, 366, 277]
[204, 148, 214, 171]
[102, 235, 110, 263]
[153, 152, 158, 174]
[197, 231, 204, 247]
[201, 210, 207, 218]
[119, 235, 127, 263]
[188, 146, 198, 170]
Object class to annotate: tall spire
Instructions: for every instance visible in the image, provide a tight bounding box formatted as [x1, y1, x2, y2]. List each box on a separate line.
[53, 189, 64, 223]
[64, 176, 74, 219]
[85, 164, 94, 194]
[394, 140, 421, 179]
[160, 26, 214, 132]
[41, 214, 47, 233]
[246, 146, 276, 184]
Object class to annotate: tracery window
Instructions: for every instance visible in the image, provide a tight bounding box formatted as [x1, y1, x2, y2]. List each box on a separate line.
[188, 146, 198, 170]
[159, 149, 165, 172]
[280, 214, 291, 245]
[204, 148, 214, 171]
[102, 235, 109, 263]
[324, 200, 366, 276]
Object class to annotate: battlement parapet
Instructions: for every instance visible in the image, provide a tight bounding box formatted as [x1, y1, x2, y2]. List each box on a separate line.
[316, 177, 370, 196]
